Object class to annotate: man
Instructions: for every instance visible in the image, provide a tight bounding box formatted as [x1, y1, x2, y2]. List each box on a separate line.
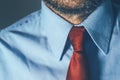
[0, 0, 120, 80]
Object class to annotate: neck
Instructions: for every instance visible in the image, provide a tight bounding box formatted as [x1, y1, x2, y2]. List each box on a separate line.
[45, 2, 86, 25]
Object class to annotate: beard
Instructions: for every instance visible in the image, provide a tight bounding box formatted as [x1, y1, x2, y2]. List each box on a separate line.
[43, 0, 102, 17]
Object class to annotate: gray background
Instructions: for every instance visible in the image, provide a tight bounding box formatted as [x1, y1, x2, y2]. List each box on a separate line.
[0, 0, 41, 29]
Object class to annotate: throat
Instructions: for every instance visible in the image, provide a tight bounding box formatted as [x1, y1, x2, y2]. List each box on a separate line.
[45, 2, 86, 25]
[57, 13, 85, 25]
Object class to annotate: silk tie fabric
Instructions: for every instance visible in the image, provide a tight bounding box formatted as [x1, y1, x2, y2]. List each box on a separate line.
[66, 27, 88, 80]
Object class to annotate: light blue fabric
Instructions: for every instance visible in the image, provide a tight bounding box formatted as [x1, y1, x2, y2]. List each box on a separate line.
[0, 0, 120, 80]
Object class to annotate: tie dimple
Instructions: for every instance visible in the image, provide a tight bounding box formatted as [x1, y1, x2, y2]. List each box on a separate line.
[69, 27, 85, 52]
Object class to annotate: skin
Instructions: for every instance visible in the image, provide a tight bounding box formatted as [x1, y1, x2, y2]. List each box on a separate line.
[43, 0, 102, 25]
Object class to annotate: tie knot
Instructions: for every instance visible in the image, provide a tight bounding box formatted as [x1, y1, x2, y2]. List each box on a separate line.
[69, 27, 86, 52]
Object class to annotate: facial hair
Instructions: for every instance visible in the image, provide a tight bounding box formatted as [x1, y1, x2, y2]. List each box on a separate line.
[43, 0, 103, 17]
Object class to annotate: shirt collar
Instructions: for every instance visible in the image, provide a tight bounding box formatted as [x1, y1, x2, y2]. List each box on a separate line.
[77, 0, 115, 55]
[40, 0, 114, 59]
[87, 0, 115, 55]
[40, 1, 72, 60]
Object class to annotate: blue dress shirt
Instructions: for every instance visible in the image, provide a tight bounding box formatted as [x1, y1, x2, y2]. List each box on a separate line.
[0, 0, 120, 80]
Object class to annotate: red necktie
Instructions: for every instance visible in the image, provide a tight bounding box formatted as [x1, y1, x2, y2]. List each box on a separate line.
[66, 27, 88, 80]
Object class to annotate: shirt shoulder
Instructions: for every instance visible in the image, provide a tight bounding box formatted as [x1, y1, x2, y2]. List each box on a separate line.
[0, 10, 42, 52]
[0, 10, 41, 34]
